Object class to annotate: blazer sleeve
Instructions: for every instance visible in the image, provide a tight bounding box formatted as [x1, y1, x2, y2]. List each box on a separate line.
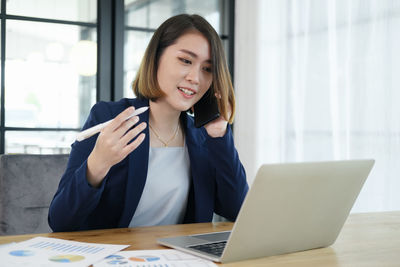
[205, 125, 249, 221]
[48, 102, 113, 232]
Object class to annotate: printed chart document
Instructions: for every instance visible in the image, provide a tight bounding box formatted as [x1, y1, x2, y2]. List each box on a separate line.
[93, 249, 218, 267]
[0, 236, 128, 267]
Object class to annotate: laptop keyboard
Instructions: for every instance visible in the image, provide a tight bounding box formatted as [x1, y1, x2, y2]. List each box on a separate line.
[188, 241, 227, 257]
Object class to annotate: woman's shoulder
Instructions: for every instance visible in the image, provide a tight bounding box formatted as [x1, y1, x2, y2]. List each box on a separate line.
[91, 98, 149, 119]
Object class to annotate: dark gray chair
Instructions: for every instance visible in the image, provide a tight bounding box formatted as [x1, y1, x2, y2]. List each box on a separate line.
[0, 154, 69, 235]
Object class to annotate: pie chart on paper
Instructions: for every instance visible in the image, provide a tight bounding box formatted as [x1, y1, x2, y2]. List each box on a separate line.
[9, 250, 35, 257]
[49, 254, 85, 263]
[129, 255, 161, 262]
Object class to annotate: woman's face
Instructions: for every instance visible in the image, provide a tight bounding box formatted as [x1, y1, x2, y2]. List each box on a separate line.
[156, 30, 213, 112]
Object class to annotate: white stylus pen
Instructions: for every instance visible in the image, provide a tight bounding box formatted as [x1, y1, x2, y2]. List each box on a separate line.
[76, 106, 149, 142]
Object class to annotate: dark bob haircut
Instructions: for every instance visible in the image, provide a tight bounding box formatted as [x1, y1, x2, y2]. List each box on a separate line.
[132, 14, 235, 123]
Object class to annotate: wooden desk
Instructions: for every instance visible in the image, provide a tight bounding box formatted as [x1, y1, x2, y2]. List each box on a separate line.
[1, 211, 399, 266]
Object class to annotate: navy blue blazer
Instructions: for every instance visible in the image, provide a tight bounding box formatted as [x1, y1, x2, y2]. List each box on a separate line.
[48, 98, 248, 232]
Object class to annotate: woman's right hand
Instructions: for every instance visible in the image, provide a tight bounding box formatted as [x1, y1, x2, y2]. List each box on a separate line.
[86, 107, 147, 187]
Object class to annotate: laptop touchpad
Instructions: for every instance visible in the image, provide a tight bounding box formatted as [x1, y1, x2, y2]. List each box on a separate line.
[191, 231, 231, 242]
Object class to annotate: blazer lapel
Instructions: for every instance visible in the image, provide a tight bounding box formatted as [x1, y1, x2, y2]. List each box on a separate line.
[118, 99, 150, 227]
[183, 116, 214, 222]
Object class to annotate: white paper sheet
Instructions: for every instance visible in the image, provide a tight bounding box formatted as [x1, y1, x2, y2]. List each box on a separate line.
[93, 249, 218, 267]
[0, 236, 128, 267]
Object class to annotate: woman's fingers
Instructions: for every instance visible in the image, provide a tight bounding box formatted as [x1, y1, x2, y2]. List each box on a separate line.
[113, 115, 141, 138]
[92, 107, 147, 167]
[105, 107, 135, 133]
[119, 122, 147, 146]
[103, 107, 147, 145]
[122, 133, 146, 156]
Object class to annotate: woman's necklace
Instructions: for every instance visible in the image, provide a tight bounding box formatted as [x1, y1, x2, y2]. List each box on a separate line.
[148, 122, 180, 147]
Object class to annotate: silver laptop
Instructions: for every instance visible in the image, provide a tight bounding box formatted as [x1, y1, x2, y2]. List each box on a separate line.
[157, 159, 375, 263]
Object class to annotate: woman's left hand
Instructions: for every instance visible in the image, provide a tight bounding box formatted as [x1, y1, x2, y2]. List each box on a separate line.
[204, 115, 228, 137]
[204, 95, 230, 138]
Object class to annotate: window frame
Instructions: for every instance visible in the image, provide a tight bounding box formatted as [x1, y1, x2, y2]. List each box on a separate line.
[0, 0, 235, 154]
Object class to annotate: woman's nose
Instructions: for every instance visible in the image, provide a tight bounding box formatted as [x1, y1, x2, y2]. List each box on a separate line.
[185, 67, 200, 84]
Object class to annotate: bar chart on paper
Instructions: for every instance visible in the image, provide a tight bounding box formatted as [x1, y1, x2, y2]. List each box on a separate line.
[93, 249, 217, 267]
[0, 236, 128, 267]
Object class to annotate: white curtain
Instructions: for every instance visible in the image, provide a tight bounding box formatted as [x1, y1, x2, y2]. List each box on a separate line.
[234, 0, 400, 212]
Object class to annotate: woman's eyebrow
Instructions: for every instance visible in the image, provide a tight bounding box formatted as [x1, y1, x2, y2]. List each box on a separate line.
[179, 49, 212, 63]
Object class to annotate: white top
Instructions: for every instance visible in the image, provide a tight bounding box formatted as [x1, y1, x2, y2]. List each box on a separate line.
[129, 145, 191, 227]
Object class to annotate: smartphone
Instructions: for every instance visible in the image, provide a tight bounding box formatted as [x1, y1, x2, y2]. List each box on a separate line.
[193, 89, 220, 128]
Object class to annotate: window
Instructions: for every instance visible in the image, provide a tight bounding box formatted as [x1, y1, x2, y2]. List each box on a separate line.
[0, 0, 97, 154]
[0, 0, 234, 154]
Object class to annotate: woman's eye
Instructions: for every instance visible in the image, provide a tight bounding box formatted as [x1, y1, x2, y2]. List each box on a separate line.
[203, 66, 212, 73]
[179, 58, 191, 64]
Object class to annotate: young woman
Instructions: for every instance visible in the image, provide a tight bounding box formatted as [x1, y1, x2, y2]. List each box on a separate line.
[48, 14, 248, 232]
